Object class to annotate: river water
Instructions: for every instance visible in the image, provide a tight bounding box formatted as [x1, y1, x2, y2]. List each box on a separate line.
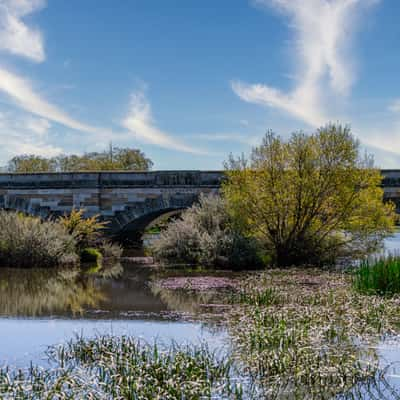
[1, 234, 400, 397]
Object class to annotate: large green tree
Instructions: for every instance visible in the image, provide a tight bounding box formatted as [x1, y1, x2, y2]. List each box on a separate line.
[7, 146, 153, 173]
[223, 124, 396, 267]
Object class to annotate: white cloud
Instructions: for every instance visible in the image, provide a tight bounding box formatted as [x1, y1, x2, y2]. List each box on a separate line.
[389, 99, 400, 114]
[196, 132, 260, 146]
[0, 67, 116, 138]
[0, 111, 61, 163]
[24, 116, 50, 136]
[234, 0, 378, 127]
[122, 90, 204, 154]
[0, 0, 46, 62]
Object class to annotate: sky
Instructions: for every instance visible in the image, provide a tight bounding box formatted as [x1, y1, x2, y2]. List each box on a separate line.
[0, 0, 400, 170]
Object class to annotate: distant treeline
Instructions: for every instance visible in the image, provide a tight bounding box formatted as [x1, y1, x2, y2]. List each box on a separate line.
[5, 146, 153, 173]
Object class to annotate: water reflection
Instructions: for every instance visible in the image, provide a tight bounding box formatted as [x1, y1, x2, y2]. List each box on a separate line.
[0, 267, 105, 317]
[0, 263, 233, 319]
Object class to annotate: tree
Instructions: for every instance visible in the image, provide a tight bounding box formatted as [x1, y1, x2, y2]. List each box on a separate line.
[7, 155, 56, 173]
[6, 146, 153, 172]
[223, 124, 396, 267]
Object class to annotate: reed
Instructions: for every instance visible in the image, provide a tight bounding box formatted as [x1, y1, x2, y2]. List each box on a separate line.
[353, 253, 400, 295]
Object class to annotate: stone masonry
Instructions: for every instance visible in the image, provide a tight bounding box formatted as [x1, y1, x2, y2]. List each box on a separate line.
[0, 169, 399, 241]
[0, 171, 222, 240]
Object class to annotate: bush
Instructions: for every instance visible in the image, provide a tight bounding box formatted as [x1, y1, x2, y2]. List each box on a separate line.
[0, 211, 78, 268]
[150, 194, 266, 269]
[59, 209, 108, 250]
[97, 239, 123, 259]
[353, 253, 400, 295]
[80, 247, 103, 265]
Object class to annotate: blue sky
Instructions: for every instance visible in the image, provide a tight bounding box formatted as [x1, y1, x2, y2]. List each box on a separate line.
[0, 0, 400, 169]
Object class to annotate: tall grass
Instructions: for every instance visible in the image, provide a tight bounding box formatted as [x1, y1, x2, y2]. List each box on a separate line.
[353, 254, 400, 295]
[0, 211, 78, 268]
[0, 335, 242, 399]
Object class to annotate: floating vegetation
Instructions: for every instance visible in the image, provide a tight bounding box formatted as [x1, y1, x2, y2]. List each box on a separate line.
[0, 336, 242, 400]
[227, 270, 400, 399]
[353, 253, 400, 295]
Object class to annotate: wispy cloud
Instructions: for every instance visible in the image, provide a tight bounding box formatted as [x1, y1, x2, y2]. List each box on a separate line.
[0, 67, 115, 137]
[233, 0, 378, 126]
[388, 99, 400, 114]
[122, 90, 204, 154]
[195, 132, 260, 146]
[0, 0, 46, 62]
[0, 110, 61, 163]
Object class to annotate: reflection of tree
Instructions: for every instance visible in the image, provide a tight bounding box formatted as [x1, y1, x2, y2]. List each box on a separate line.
[0, 266, 116, 317]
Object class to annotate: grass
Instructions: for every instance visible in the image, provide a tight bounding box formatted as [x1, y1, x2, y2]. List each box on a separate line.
[227, 270, 400, 399]
[353, 253, 400, 295]
[0, 336, 242, 399]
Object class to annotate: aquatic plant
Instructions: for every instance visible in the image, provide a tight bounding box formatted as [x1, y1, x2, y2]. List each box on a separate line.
[228, 270, 400, 398]
[0, 336, 242, 399]
[353, 253, 400, 295]
[0, 211, 78, 268]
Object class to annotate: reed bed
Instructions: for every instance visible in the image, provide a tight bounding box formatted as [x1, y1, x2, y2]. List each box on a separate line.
[353, 254, 400, 295]
[228, 270, 400, 399]
[0, 336, 242, 399]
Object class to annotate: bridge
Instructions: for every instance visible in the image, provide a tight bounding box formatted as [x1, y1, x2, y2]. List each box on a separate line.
[0, 171, 222, 243]
[0, 169, 399, 242]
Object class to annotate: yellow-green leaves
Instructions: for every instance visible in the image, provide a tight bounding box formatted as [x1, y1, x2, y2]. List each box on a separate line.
[223, 123, 396, 266]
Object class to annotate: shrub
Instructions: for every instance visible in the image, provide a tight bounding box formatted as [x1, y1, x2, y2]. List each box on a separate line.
[97, 239, 123, 259]
[0, 211, 78, 268]
[59, 209, 108, 249]
[353, 253, 400, 295]
[150, 194, 266, 269]
[80, 247, 103, 265]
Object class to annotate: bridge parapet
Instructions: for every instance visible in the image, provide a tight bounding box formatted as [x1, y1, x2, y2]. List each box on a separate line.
[1, 169, 399, 240]
[0, 171, 223, 238]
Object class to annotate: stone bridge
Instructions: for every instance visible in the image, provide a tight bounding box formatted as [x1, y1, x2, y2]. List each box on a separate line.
[0, 171, 222, 243]
[0, 169, 400, 243]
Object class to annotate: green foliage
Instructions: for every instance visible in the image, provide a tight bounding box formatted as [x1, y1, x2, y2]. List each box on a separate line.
[0, 211, 78, 268]
[150, 194, 266, 269]
[6, 154, 55, 173]
[80, 247, 103, 265]
[223, 123, 396, 267]
[0, 336, 240, 399]
[353, 253, 400, 295]
[59, 209, 108, 249]
[6, 145, 153, 173]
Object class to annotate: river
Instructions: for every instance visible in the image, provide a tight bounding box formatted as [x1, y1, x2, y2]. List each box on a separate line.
[1, 233, 400, 398]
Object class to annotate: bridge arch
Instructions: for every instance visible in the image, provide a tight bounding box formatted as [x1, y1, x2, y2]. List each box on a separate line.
[0, 171, 222, 243]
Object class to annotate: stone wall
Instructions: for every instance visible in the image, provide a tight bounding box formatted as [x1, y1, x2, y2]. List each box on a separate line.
[0, 171, 223, 236]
